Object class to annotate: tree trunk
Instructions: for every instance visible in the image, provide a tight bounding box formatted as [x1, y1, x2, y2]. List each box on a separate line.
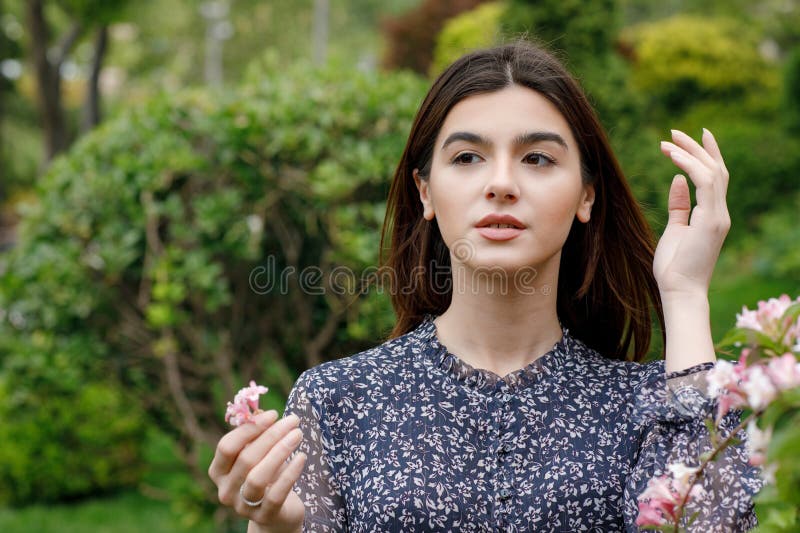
[82, 25, 108, 133]
[25, 0, 82, 162]
[26, 0, 65, 161]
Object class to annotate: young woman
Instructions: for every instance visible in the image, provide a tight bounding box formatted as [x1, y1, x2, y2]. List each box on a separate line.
[209, 41, 761, 531]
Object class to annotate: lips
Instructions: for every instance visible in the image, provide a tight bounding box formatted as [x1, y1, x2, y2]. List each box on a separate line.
[475, 213, 526, 241]
[475, 213, 526, 229]
[476, 226, 524, 241]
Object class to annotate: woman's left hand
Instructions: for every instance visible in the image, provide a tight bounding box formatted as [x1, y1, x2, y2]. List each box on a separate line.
[653, 128, 731, 297]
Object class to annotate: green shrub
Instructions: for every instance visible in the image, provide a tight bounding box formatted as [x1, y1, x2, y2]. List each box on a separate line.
[622, 15, 779, 115]
[784, 46, 800, 133]
[0, 333, 146, 506]
[743, 190, 800, 281]
[497, 0, 641, 134]
[501, 0, 621, 67]
[430, 1, 507, 77]
[0, 57, 427, 511]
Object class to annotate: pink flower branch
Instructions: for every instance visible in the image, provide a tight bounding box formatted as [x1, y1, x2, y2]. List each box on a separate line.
[637, 294, 800, 531]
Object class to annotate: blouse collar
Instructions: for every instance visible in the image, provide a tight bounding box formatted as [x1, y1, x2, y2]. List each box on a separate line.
[411, 313, 573, 392]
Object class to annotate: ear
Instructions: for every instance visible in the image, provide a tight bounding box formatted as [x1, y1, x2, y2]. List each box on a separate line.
[576, 182, 595, 224]
[413, 169, 435, 221]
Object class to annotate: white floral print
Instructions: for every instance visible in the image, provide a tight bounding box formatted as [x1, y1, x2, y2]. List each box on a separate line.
[284, 314, 761, 532]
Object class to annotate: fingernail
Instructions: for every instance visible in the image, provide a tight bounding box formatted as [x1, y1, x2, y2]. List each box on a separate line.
[285, 413, 300, 424]
[256, 410, 278, 423]
[670, 129, 679, 137]
[703, 127, 712, 136]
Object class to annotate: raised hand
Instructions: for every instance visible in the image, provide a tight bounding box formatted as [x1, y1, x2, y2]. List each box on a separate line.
[653, 128, 731, 298]
[208, 410, 307, 533]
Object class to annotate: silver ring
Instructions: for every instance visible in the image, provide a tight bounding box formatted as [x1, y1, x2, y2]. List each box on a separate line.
[239, 484, 264, 507]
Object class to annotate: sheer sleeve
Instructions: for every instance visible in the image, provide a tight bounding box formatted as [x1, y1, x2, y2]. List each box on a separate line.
[284, 369, 347, 531]
[622, 361, 764, 532]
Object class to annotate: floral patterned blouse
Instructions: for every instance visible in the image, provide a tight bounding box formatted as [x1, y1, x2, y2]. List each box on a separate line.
[283, 314, 762, 532]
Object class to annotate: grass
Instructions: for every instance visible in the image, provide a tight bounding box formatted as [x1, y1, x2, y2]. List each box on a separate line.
[0, 491, 217, 533]
[0, 428, 236, 533]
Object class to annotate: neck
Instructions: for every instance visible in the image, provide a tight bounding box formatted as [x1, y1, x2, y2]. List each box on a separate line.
[433, 261, 564, 377]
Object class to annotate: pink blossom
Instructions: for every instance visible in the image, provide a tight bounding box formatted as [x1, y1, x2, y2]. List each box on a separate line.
[745, 419, 772, 468]
[765, 353, 800, 391]
[736, 294, 800, 346]
[735, 307, 762, 332]
[225, 401, 252, 427]
[706, 360, 739, 399]
[783, 320, 800, 355]
[636, 464, 704, 527]
[636, 499, 670, 527]
[741, 365, 779, 411]
[637, 476, 679, 526]
[667, 463, 702, 496]
[225, 380, 269, 426]
[716, 390, 748, 422]
[707, 358, 749, 420]
[706, 351, 800, 420]
[757, 294, 795, 324]
[636, 499, 668, 527]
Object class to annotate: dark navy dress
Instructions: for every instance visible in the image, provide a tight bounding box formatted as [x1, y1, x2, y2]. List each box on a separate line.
[284, 314, 762, 532]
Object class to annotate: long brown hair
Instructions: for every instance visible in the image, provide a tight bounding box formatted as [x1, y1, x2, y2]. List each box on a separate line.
[378, 41, 664, 362]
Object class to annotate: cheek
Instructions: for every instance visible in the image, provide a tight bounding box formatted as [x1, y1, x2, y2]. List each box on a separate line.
[531, 184, 583, 232]
[427, 182, 472, 246]
[430, 192, 459, 235]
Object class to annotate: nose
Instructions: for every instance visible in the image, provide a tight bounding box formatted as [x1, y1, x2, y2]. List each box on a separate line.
[484, 159, 519, 202]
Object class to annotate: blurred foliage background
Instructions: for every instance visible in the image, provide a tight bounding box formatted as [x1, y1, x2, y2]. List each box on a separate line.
[0, 0, 798, 531]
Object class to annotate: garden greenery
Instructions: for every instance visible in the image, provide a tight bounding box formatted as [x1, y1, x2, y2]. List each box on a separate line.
[0, 56, 427, 508]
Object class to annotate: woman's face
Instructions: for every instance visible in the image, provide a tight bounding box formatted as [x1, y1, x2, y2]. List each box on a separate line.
[414, 84, 595, 275]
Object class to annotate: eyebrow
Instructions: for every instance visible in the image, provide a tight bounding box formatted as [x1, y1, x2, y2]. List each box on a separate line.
[441, 130, 569, 151]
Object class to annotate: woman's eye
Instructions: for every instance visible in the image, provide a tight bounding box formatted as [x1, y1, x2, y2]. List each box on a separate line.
[524, 152, 555, 167]
[452, 152, 482, 165]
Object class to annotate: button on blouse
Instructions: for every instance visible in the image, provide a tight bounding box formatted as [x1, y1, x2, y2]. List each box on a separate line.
[284, 314, 762, 532]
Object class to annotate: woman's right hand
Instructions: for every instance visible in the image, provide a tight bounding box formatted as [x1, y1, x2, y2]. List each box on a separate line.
[208, 410, 307, 532]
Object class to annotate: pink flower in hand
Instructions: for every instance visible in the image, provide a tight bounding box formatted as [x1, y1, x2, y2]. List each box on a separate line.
[225, 380, 269, 426]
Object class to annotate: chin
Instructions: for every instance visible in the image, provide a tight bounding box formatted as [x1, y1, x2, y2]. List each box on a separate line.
[456, 257, 538, 276]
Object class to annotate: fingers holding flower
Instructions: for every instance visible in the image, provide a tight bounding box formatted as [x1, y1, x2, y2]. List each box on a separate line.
[209, 381, 308, 530]
[226, 380, 270, 426]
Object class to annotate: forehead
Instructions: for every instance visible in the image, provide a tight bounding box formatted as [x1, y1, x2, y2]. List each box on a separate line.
[437, 84, 575, 146]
